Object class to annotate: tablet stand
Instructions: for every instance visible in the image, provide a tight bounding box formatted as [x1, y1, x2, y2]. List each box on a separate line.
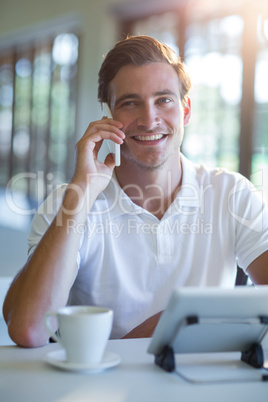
[155, 315, 268, 381]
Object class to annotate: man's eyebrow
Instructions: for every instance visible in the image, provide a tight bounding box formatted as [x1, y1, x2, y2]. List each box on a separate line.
[115, 93, 140, 106]
[115, 89, 178, 106]
[154, 89, 178, 98]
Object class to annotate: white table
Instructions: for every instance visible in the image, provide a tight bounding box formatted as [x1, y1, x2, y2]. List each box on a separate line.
[1, 338, 268, 402]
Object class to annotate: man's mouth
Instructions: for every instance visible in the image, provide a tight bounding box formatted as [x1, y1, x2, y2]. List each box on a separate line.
[133, 134, 164, 141]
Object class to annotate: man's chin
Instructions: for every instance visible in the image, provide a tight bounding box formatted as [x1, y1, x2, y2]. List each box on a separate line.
[123, 154, 169, 171]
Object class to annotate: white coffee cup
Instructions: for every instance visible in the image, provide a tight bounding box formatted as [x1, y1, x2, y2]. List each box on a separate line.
[44, 306, 113, 365]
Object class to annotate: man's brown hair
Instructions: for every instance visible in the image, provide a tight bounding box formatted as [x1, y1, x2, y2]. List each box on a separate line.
[98, 35, 191, 107]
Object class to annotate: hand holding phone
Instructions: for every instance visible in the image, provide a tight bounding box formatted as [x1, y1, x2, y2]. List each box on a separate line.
[107, 140, 120, 166]
[103, 104, 121, 166]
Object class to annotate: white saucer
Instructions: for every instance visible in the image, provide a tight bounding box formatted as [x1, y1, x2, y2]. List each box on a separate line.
[44, 349, 121, 373]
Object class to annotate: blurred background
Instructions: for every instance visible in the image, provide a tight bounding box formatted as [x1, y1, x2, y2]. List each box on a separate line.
[0, 0, 267, 337]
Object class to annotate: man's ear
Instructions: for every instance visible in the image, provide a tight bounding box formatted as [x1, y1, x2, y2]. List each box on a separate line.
[183, 97, 191, 126]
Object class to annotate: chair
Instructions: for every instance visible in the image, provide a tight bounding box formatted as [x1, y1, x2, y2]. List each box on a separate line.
[235, 266, 249, 286]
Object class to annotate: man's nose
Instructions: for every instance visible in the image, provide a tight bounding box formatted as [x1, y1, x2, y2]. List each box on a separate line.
[137, 105, 160, 130]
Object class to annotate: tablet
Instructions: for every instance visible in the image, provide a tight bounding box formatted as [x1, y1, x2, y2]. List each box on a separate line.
[147, 286, 268, 356]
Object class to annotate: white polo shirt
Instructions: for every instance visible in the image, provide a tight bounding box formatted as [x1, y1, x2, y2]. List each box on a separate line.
[28, 154, 268, 338]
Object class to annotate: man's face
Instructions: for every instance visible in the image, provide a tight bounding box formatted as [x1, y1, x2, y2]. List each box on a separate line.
[109, 63, 190, 171]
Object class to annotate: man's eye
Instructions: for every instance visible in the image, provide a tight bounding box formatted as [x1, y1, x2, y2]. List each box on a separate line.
[157, 97, 172, 104]
[121, 100, 136, 107]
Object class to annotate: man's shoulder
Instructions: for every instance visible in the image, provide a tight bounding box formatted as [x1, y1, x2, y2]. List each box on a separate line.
[181, 154, 245, 188]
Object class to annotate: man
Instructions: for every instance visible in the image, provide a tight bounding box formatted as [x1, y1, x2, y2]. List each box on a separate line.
[3, 36, 268, 347]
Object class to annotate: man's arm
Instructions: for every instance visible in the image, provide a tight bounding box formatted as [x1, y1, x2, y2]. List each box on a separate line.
[3, 117, 124, 348]
[122, 312, 162, 339]
[246, 250, 268, 285]
[3, 187, 90, 348]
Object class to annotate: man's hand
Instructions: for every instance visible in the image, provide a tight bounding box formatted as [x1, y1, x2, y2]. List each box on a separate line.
[122, 311, 162, 339]
[72, 117, 125, 194]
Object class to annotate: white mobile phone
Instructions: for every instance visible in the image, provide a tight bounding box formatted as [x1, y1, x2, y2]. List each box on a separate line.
[107, 140, 120, 166]
[104, 104, 120, 166]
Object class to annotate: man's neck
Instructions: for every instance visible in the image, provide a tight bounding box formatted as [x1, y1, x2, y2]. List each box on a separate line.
[115, 155, 182, 220]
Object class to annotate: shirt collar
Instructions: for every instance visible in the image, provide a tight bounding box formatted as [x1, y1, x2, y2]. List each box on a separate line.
[175, 153, 201, 208]
[91, 153, 200, 220]
[90, 173, 144, 219]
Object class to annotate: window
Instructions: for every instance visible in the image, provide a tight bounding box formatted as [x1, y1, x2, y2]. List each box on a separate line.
[252, 14, 268, 202]
[131, 12, 244, 171]
[114, 0, 268, 205]
[0, 32, 79, 203]
[183, 15, 244, 171]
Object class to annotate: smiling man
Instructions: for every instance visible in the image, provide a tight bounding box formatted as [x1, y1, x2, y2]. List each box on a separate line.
[3, 36, 268, 347]
[109, 63, 187, 170]
[109, 62, 190, 219]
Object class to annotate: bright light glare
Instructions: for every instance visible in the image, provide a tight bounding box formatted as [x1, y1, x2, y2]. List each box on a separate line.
[16, 58, 32, 78]
[0, 85, 13, 107]
[13, 130, 30, 157]
[0, 109, 12, 130]
[187, 52, 222, 87]
[265, 19, 268, 40]
[257, 16, 268, 42]
[187, 53, 242, 105]
[219, 15, 244, 37]
[255, 59, 268, 103]
[52, 34, 78, 66]
[220, 55, 242, 105]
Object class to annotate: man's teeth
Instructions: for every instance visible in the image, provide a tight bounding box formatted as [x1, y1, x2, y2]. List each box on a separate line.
[135, 134, 164, 141]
